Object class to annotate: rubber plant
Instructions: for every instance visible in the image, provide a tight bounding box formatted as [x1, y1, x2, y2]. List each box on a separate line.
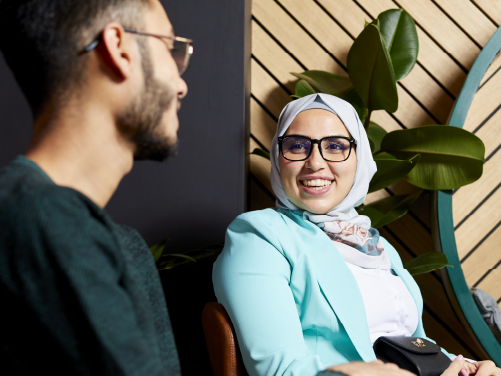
[250, 9, 485, 275]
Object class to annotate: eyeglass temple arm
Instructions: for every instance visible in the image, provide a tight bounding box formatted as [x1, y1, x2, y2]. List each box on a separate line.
[83, 39, 100, 53]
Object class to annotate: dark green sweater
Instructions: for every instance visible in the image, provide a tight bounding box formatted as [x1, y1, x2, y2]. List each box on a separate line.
[0, 156, 180, 375]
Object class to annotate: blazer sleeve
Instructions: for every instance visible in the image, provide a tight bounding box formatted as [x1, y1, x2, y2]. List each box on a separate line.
[213, 214, 332, 376]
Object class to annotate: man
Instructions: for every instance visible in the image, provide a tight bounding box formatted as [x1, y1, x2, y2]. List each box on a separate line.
[0, 0, 471, 375]
[0, 0, 187, 374]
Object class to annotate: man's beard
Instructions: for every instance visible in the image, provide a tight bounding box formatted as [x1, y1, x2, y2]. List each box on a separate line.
[117, 41, 178, 162]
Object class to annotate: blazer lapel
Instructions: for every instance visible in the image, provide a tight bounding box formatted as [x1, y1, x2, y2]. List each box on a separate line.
[308, 230, 377, 362]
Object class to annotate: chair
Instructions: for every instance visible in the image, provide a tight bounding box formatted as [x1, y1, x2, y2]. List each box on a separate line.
[202, 302, 248, 376]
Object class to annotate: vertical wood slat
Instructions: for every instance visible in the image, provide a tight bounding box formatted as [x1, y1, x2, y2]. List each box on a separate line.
[472, 0, 501, 26]
[455, 188, 501, 260]
[475, 117, 501, 158]
[250, 138, 274, 194]
[253, 0, 345, 74]
[250, 176, 275, 211]
[395, 0, 481, 69]
[462, 225, 501, 286]
[433, 0, 497, 46]
[477, 270, 501, 305]
[463, 69, 501, 133]
[252, 22, 301, 93]
[453, 149, 501, 227]
[251, 58, 291, 118]
[251, 98, 276, 150]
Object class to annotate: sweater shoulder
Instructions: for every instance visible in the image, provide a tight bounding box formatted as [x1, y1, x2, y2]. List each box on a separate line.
[0, 160, 92, 220]
[0, 161, 120, 264]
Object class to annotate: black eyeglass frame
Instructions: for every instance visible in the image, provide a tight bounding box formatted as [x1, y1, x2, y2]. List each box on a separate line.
[82, 27, 193, 76]
[278, 135, 356, 162]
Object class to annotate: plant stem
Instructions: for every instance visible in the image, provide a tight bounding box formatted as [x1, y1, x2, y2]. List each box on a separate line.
[364, 108, 372, 131]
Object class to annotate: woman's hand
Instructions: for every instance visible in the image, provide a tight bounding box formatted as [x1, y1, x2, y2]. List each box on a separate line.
[441, 355, 501, 376]
[461, 360, 501, 376]
[326, 357, 501, 376]
[441, 355, 467, 376]
[327, 360, 414, 376]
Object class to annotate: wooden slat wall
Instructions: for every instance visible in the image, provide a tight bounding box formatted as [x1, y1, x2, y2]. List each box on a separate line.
[249, 0, 501, 360]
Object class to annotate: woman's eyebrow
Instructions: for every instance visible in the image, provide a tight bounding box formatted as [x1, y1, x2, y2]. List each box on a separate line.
[320, 134, 350, 138]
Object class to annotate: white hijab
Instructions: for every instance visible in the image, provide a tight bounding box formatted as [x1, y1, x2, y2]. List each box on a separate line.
[270, 93, 377, 229]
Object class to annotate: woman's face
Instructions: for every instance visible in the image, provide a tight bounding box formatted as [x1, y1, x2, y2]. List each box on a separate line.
[279, 109, 357, 214]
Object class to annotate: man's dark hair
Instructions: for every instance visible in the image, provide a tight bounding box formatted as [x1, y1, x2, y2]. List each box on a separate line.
[0, 0, 150, 117]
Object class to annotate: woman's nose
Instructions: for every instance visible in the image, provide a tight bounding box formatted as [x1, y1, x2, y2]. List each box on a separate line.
[306, 144, 326, 171]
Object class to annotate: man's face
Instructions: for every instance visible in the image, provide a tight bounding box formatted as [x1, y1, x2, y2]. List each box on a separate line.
[118, 0, 188, 161]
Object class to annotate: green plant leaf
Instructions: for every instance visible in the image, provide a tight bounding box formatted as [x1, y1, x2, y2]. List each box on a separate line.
[378, 9, 419, 82]
[380, 125, 485, 189]
[357, 190, 422, 228]
[168, 253, 197, 262]
[348, 21, 398, 113]
[291, 79, 317, 99]
[250, 148, 270, 160]
[157, 253, 197, 270]
[291, 71, 352, 95]
[367, 121, 387, 154]
[290, 71, 366, 124]
[403, 252, 453, 275]
[156, 243, 225, 270]
[369, 153, 420, 193]
[150, 239, 169, 262]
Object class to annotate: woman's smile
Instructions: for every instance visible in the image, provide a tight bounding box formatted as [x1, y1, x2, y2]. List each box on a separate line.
[299, 176, 334, 195]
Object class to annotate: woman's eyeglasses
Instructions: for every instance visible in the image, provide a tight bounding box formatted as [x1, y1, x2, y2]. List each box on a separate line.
[82, 27, 193, 76]
[278, 135, 355, 162]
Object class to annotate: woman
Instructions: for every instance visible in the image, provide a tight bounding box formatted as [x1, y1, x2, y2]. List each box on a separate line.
[213, 94, 500, 376]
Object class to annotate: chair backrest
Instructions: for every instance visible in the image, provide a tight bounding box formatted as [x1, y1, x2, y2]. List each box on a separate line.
[202, 302, 248, 376]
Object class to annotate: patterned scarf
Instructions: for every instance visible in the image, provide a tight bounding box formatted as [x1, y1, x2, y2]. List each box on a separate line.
[322, 221, 384, 256]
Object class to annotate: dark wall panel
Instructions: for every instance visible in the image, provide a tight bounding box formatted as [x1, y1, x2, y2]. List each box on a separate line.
[0, 58, 32, 167]
[0, 0, 251, 252]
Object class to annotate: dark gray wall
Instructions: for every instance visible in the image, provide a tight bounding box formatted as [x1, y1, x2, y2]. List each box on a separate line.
[0, 0, 251, 251]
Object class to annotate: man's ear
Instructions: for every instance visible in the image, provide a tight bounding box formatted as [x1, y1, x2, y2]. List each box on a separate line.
[96, 23, 135, 80]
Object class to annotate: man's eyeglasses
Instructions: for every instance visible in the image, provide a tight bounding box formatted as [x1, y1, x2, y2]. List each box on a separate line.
[82, 27, 193, 76]
[278, 135, 356, 162]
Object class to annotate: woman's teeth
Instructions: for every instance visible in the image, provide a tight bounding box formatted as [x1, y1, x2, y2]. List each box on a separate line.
[301, 179, 333, 190]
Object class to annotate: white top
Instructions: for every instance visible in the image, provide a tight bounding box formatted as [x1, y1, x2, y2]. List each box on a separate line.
[346, 262, 419, 344]
[335, 241, 391, 270]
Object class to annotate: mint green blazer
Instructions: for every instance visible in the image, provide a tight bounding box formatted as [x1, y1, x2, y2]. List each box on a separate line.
[213, 208, 451, 376]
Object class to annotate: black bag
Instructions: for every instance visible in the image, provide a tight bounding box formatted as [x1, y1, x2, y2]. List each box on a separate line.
[373, 336, 452, 376]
